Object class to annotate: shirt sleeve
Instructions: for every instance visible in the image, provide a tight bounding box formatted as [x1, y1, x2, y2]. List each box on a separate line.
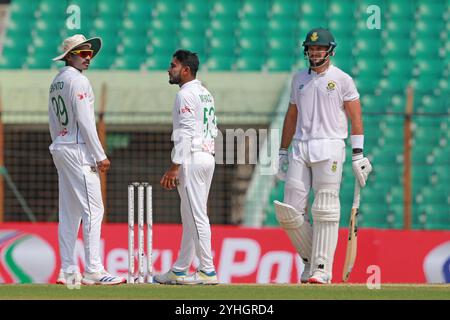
[70, 78, 107, 162]
[289, 74, 297, 104]
[171, 92, 196, 164]
[342, 75, 360, 102]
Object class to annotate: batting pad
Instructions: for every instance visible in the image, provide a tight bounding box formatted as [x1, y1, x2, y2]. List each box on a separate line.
[310, 189, 340, 281]
[274, 201, 313, 263]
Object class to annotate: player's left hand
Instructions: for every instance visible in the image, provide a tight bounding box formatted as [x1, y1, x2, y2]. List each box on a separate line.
[97, 158, 110, 173]
[160, 164, 180, 190]
[352, 153, 372, 187]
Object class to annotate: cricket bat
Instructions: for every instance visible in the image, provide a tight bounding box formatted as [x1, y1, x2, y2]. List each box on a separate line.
[342, 180, 361, 282]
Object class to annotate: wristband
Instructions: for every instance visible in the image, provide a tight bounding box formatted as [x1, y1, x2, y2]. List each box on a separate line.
[351, 135, 364, 150]
[279, 148, 288, 155]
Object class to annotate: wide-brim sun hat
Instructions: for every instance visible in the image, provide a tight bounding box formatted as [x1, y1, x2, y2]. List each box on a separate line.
[52, 34, 102, 61]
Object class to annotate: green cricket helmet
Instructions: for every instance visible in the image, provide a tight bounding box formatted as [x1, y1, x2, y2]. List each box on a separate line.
[302, 28, 337, 68]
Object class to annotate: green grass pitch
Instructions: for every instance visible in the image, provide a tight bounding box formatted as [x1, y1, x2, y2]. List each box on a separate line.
[0, 284, 449, 300]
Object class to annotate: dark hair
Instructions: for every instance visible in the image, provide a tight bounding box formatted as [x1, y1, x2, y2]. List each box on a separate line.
[172, 49, 199, 77]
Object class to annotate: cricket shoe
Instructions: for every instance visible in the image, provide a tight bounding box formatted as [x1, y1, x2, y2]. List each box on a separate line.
[308, 272, 331, 284]
[300, 262, 311, 284]
[177, 270, 218, 285]
[153, 270, 187, 285]
[81, 270, 126, 285]
[56, 269, 82, 285]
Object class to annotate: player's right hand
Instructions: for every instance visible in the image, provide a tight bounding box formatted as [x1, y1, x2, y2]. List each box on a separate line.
[97, 158, 110, 173]
[352, 153, 372, 187]
[277, 149, 289, 181]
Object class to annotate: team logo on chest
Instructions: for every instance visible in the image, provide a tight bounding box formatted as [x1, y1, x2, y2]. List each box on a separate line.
[326, 80, 336, 92]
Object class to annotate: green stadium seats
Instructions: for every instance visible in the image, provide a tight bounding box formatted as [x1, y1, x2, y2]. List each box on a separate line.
[265, 56, 295, 72]
[328, 18, 355, 38]
[121, 18, 150, 36]
[144, 55, 170, 70]
[431, 146, 450, 165]
[267, 37, 296, 56]
[329, 0, 356, 18]
[5, 14, 35, 37]
[24, 54, 53, 69]
[238, 36, 266, 55]
[331, 55, 353, 74]
[211, 0, 240, 18]
[180, 19, 208, 34]
[238, 17, 268, 37]
[387, 203, 404, 229]
[416, 0, 446, 19]
[89, 55, 114, 69]
[372, 165, 402, 186]
[431, 165, 450, 186]
[37, 0, 67, 20]
[235, 55, 264, 71]
[180, 36, 207, 55]
[300, 1, 327, 19]
[2, 35, 30, 53]
[384, 20, 413, 39]
[126, 0, 153, 19]
[379, 75, 411, 93]
[359, 203, 390, 228]
[241, 0, 270, 18]
[416, 185, 449, 206]
[153, 0, 182, 18]
[209, 17, 237, 36]
[208, 36, 236, 56]
[97, 0, 126, 17]
[148, 35, 178, 56]
[205, 56, 235, 71]
[388, 0, 415, 19]
[354, 38, 382, 58]
[418, 204, 450, 230]
[268, 18, 298, 38]
[184, 0, 211, 18]
[354, 76, 380, 94]
[9, 0, 38, 17]
[0, 53, 24, 69]
[270, 0, 300, 18]
[118, 35, 149, 55]
[113, 54, 144, 70]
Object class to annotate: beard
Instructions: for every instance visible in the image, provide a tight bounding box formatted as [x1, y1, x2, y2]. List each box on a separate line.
[169, 73, 181, 84]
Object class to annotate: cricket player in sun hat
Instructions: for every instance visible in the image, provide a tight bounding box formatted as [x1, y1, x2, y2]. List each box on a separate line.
[49, 34, 125, 285]
[275, 28, 372, 284]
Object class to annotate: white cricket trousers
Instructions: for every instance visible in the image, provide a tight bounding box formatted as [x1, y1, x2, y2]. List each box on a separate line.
[51, 144, 104, 274]
[284, 139, 345, 280]
[172, 151, 216, 274]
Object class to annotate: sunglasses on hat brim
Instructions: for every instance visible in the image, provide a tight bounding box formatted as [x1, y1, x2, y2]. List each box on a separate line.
[70, 49, 94, 59]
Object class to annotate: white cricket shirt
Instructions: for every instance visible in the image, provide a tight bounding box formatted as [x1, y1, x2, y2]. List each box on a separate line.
[48, 66, 106, 162]
[171, 79, 217, 164]
[289, 64, 359, 141]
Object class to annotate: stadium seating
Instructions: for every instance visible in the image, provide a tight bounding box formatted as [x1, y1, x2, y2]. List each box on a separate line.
[0, 0, 448, 230]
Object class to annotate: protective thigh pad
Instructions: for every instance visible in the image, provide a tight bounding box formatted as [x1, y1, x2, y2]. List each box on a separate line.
[274, 200, 304, 228]
[311, 189, 340, 222]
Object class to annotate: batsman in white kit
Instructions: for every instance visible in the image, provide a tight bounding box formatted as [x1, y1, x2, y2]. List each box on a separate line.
[49, 34, 125, 285]
[275, 28, 372, 284]
[155, 50, 218, 285]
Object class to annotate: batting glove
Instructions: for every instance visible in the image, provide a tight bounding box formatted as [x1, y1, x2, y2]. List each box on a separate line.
[277, 149, 289, 181]
[352, 150, 372, 187]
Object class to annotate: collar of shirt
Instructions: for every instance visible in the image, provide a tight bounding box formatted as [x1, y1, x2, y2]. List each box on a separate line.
[59, 66, 82, 75]
[180, 79, 200, 89]
[310, 64, 334, 77]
